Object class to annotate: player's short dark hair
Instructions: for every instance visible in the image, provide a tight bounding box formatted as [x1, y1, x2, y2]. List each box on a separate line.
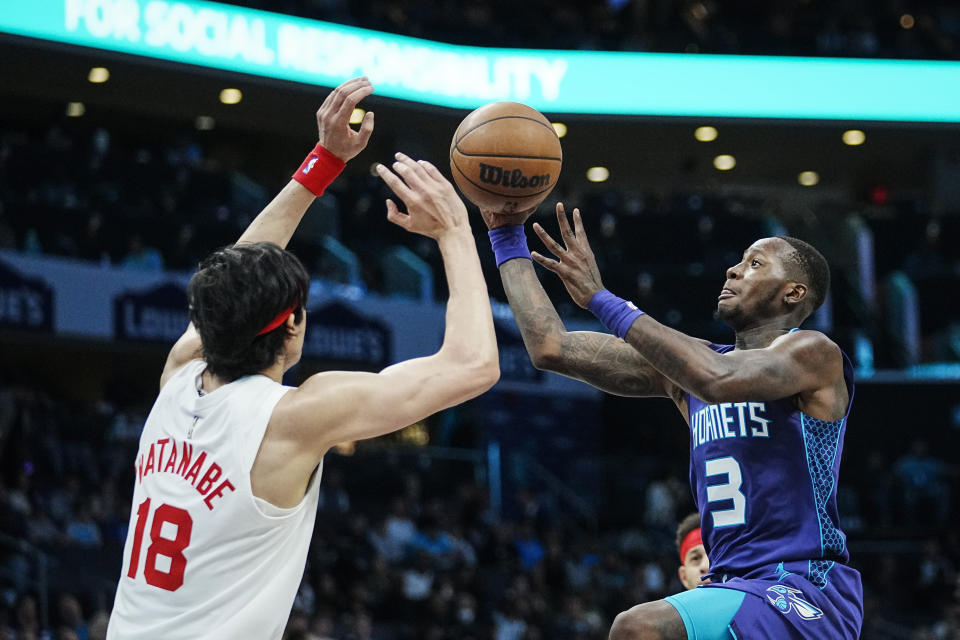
[187, 242, 308, 382]
[776, 236, 830, 314]
[675, 512, 701, 558]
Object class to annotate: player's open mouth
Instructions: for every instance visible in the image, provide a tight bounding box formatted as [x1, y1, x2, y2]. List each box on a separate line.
[718, 289, 736, 300]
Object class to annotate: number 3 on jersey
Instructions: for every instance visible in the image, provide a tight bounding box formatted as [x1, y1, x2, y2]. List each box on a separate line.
[705, 456, 747, 527]
[126, 498, 193, 591]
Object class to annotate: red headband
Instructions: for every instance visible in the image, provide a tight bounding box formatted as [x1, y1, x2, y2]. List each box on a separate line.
[257, 304, 298, 336]
[680, 527, 703, 563]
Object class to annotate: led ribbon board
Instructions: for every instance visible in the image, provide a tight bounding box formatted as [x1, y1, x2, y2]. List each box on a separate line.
[3, 0, 960, 121]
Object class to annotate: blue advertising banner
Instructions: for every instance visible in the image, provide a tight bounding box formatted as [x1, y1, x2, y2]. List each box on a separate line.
[303, 301, 391, 370]
[0, 259, 54, 332]
[114, 282, 189, 343]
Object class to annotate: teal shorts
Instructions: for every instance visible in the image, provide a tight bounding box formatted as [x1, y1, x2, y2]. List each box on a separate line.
[664, 587, 745, 640]
[663, 562, 862, 639]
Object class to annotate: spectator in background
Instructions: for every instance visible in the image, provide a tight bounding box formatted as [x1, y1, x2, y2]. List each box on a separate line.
[6, 470, 33, 519]
[917, 540, 957, 608]
[564, 541, 598, 591]
[14, 593, 46, 640]
[368, 515, 406, 563]
[410, 512, 455, 564]
[64, 501, 102, 548]
[513, 522, 545, 572]
[87, 611, 109, 640]
[492, 599, 526, 640]
[401, 552, 435, 602]
[643, 472, 685, 532]
[448, 523, 478, 568]
[384, 497, 417, 555]
[56, 594, 88, 640]
[75, 213, 108, 264]
[640, 558, 667, 599]
[166, 223, 201, 271]
[27, 511, 60, 548]
[454, 592, 479, 636]
[596, 551, 629, 592]
[119, 234, 163, 271]
[310, 610, 337, 640]
[345, 611, 375, 640]
[317, 468, 351, 514]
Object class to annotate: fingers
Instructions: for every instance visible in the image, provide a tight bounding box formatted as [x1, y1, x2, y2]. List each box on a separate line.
[572, 208, 586, 239]
[357, 110, 374, 146]
[531, 251, 561, 274]
[318, 78, 357, 118]
[532, 222, 566, 257]
[376, 153, 436, 207]
[416, 159, 446, 184]
[385, 198, 409, 230]
[390, 152, 429, 191]
[322, 76, 370, 116]
[375, 162, 413, 201]
[556, 202, 575, 243]
[335, 83, 375, 122]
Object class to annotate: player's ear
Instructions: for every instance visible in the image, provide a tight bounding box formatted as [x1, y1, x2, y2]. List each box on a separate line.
[677, 565, 686, 583]
[287, 308, 305, 331]
[783, 282, 807, 308]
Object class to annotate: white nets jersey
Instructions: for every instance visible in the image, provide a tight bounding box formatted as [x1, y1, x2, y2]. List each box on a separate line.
[107, 360, 322, 640]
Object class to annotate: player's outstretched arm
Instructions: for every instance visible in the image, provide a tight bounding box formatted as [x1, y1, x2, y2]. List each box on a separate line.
[161, 77, 374, 388]
[276, 154, 499, 454]
[532, 207, 845, 413]
[480, 203, 675, 399]
[236, 76, 374, 248]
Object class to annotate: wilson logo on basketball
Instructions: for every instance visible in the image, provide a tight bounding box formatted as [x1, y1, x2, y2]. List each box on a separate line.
[478, 163, 551, 189]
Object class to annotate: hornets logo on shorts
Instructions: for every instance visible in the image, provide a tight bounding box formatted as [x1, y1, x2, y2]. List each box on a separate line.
[765, 585, 824, 621]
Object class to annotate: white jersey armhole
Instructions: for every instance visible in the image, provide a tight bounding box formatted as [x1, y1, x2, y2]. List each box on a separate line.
[250, 460, 324, 519]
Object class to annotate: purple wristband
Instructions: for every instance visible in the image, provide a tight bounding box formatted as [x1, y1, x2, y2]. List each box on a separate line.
[488, 225, 531, 267]
[588, 289, 645, 339]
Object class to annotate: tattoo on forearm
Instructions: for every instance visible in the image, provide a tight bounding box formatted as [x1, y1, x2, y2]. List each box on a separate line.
[501, 261, 565, 350]
[500, 260, 666, 398]
[561, 332, 664, 397]
[625, 323, 701, 391]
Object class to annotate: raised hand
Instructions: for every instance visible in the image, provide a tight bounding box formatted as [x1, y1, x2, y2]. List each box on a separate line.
[316, 77, 375, 162]
[477, 205, 539, 230]
[376, 153, 470, 240]
[531, 203, 606, 308]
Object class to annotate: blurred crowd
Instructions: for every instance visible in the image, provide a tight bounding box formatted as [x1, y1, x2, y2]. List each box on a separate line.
[0, 380, 958, 639]
[2, 115, 959, 368]
[222, 0, 960, 60]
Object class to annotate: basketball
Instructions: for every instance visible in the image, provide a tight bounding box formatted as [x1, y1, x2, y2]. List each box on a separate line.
[449, 102, 562, 213]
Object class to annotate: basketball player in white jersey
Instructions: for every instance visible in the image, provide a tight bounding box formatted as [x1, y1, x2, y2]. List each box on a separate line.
[107, 77, 500, 639]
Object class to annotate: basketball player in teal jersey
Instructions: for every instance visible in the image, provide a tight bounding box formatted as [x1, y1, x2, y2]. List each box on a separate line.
[479, 203, 862, 639]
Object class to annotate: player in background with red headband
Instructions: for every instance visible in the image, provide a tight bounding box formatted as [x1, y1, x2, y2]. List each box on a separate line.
[676, 513, 710, 591]
[107, 77, 499, 639]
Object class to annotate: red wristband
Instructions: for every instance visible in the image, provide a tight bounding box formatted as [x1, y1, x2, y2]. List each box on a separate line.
[292, 143, 345, 196]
